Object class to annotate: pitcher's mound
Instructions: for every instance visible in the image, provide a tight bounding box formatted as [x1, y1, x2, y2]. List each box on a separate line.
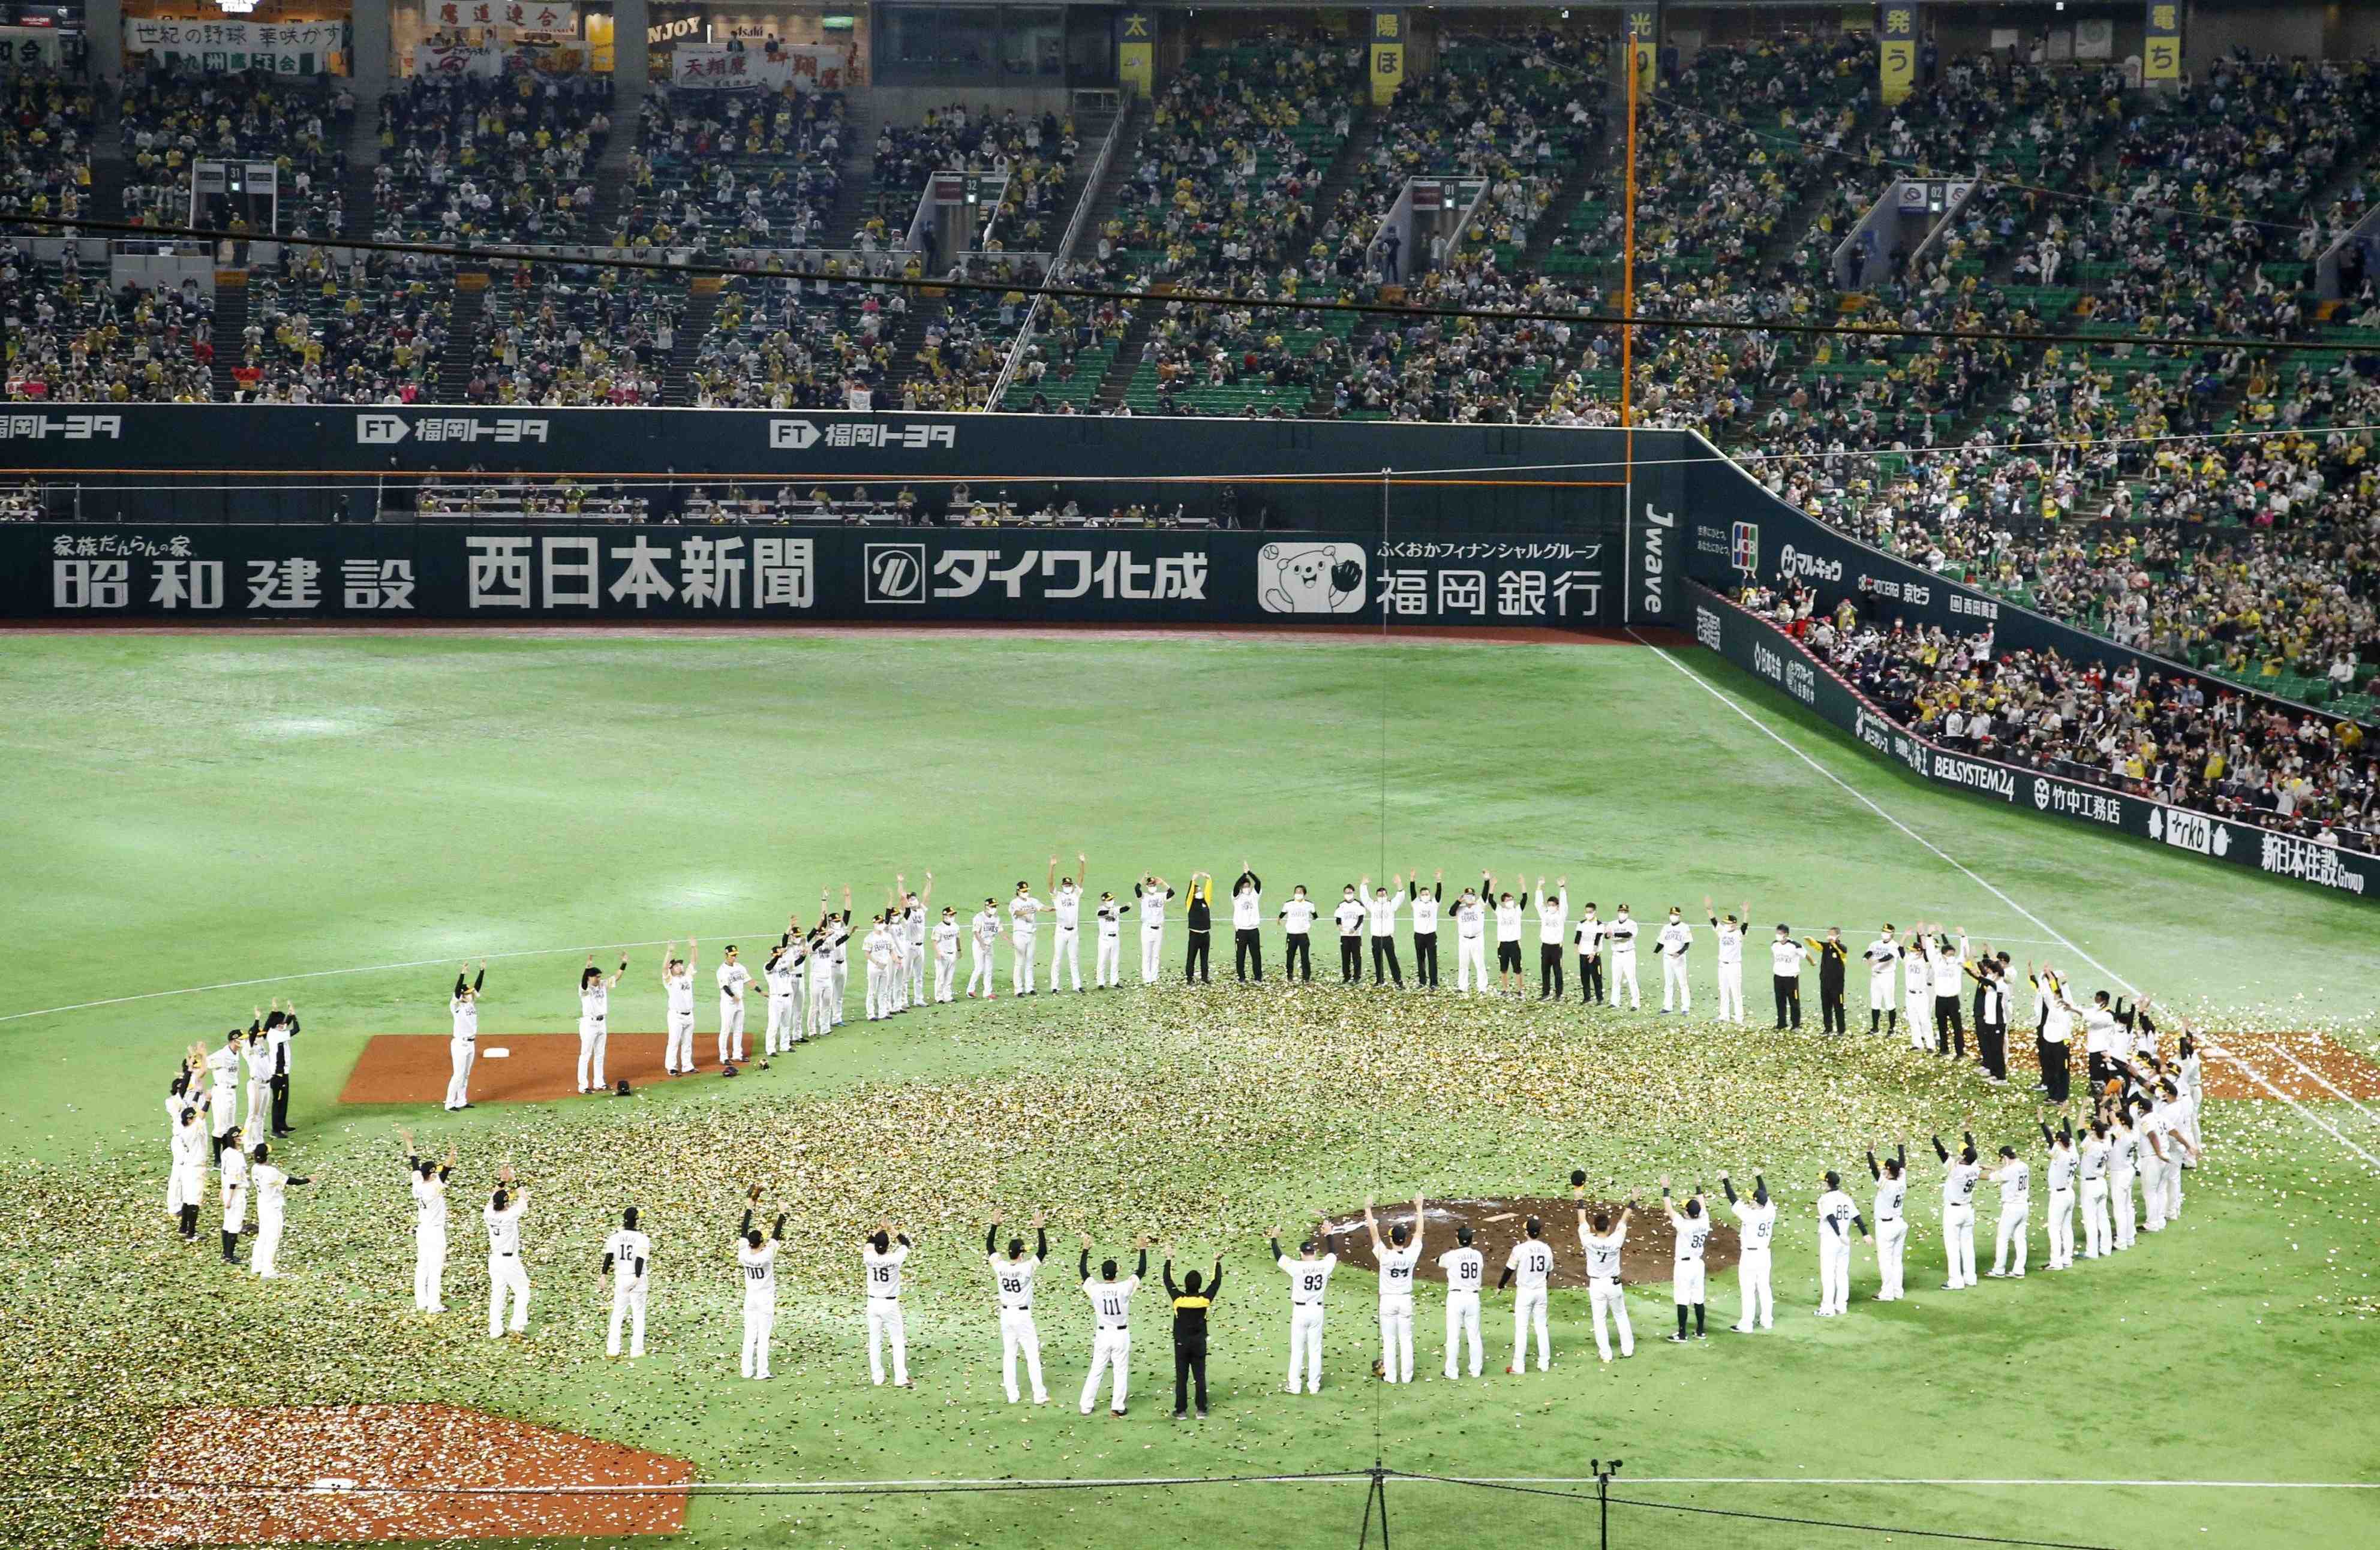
[104, 1402, 693, 1546]
[339, 1033, 690, 1106]
[1320, 1196, 1739, 1287]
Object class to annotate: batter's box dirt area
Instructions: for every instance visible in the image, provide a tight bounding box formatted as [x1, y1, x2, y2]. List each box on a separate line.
[2202, 1032, 2380, 1100]
[1321, 1197, 1738, 1287]
[104, 1403, 692, 1546]
[338, 1033, 766, 1106]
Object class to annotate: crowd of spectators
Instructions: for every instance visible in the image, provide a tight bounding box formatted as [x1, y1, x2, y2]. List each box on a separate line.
[121, 65, 349, 231]
[686, 252, 904, 410]
[869, 102, 1083, 256]
[372, 64, 611, 246]
[1742, 577, 2379, 853]
[0, 70, 95, 231]
[466, 260, 678, 406]
[3, 249, 213, 401]
[236, 248, 452, 404]
[626, 85, 845, 252]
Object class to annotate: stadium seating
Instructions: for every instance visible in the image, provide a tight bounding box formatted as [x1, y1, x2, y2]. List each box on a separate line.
[372, 66, 612, 246]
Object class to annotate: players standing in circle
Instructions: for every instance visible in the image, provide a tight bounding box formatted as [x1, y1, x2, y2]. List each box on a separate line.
[1574, 1181, 1635, 1362]
[1866, 1143, 1909, 1301]
[1574, 901, 1606, 1006]
[967, 898, 1001, 1000]
[1655, 905, 1693, 1015]
[1718, 1169, 1774, 1331]
[863, 1221, 913, 1386]
[1229, 863, 1264, 982]
[735, 1187, 786, 1379]
[1279, 884, 1319, 983]
[1769, 925, 1808, 1030]
[1333, 883, 1365, 983]
[1364, 1193, 1423, 1383]
[1093, 889, 1124, 989]
[1813, 1170, 1868, 1316]
[1136, 873, 1174, 985]
[1933, 1132, 1982, 1289]
[1271, 1221, 1338, 1395]
[578, 953, 625, 1094]
[1077, 1232, 1146, 1416]
[1437, 1218, 1486, 1378]
[987, 1209, 1051, 1404]
[446, 963, 485, 1110]
[1409, 869, 1444, 989]
[1366, 874, 1407, 988]
[662, 943, 696, 1076]
[485, 1162, 531, 1337]
[1606, 904, 1642, 1009]
[398, 1128, 455, 1314]
[1047, 856, 1085, 994]
[716, 944, 754, 1066]
[602, 1206, 652, 1359]
[1498, 1213, 1554, 1373]
[1705, 900, 1749, 1027]
[1661, 1178, 1711, 1343]
[1985, 1143, 2032, 1278]
[934, 904, 963, 1003]
[1863, 925, 1902, 1037]
[1164, 1245, 1224, 1419]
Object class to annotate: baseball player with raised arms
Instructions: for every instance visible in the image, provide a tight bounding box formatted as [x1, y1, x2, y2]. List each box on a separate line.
[736, 1187, 786, 1379]
[1365, 1192, 1424, 1383]
[967, 897, 1002, 1000]
[240, 1023, 273, 1142]
[1865, 1142, 1909, 1299]
[1661, 1177, 1711, 1343]
[217, 1122, 248, 1264]
[1498, 1213, 1554, 1373]
[1437, 1215, 1485, 1378]
[1813, 1169, 1868, 1316]
[662, 942, 696, 1076]
[2077, 1118, 2112, 1259]
[399, 1128, 455, 1314]
[1452, 882, 1489, 993]
[248, 1140, 304, 1278]
[162, 1062, 197, 1221]
[761, 926, 804, 1061]
[1271, 1221, 1339, 1395]
[1705, 899, 1750, 1026]
[1008, 881, 1045, 997]
[1077, 1231, 1148, 1415]
[1718, 1169, 1775, 1330]
[1654, 906, 1694, 1015]
[1532, 877, 1567, 999]
[1408, 868, 1443, 989]
[822, 887, 854, 1030]
[446, 964, 485, 1109]
[716, 944, 754, 1065]
[863, 914, 898, 1021]
[1048, 856, 1085, 992]
[934, 904, 963, 1002]
[1901, 932, 1934, 1052]
[1092, 890, 1124, 989]
[485, 1162, 531, 1337]
[863, 1221, 914, 1386]
[579, 953, 625, 1094]
[601, 1206, 652, 1358]
[1135, 874, 1174, 984]
[169, 1084, 211, 1241]
[1986, 1143, 2032, 1278]
[205, 1030, 242, 1160]
[1933, 1131, 1982, 1289]
[904, 876, 933, 1004]
[1573, 1180, 1636, 1362]
[2039, 1118, 2078, 1271]
[987, 1209, 1050, 1404]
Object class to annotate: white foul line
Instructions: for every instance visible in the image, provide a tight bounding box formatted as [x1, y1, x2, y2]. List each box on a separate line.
[1631, 634, 2380, 1172]
[140, 1473, 2370, 1494]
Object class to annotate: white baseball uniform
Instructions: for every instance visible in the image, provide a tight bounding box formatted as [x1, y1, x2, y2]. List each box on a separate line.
[605, 1226, 652, 1357]
[485, 1190, 530, 1335]
[1711, 917, 1747, 1024]
[967, 907, 1001, 998]
[1048, 884, 1084, 991]
[250, 1158, 293, 1277]
[990, 1247, 1048, 1403]
[1872, 1164, 1909, 1300]
[933, 916, 961, 1003]
[1505, 1235, 1554, 1371]
[1093, 899, 1123, 988]
[1375, 1235, 1420, 1384]
[1080, 1268, 1137, 1413]
[578, 982, 611, 1091]
[1606, 915, 1642, 1007]
[1278, 1245, 1336, 1394]
[1007, 895, 1044, 995]
[446, 992, 479, 1109]
[1731, 1191, 1777, 1328]
[1437, 1242, 1485, 1377]
[717, 958, 753, 1063]
[1814, 1187, 1857, 1315]
[1655, 916, 1693, 1012]
[663, 967, 695, 1073]
[1670, 1205, 1710, 1309]
[1580, 1217, 1634, 1361]
[1988, 1158, 2031, 1276]
[411, 1162, 449, 1312]
[1941, 1155, 1981, 1287]
[864, 1240, 911, 1385]
[738, 1235, 779, 1378]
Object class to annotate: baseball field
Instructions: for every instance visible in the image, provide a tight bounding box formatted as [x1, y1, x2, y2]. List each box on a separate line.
[3, 627, 2376, 1550]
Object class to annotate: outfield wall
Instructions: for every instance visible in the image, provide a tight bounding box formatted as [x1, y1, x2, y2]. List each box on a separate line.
[1688, 582, 2376, 902]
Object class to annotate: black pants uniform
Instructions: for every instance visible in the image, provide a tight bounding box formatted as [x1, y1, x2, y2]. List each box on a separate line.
[1934, 994, 1965, 1057]
[269, 1072, 291, 1134]
[1497, 941, 1522, 974]
[1817, 967, 1847, 1034]
[1184, 930, 1210, 983]
[1979, 1015, 2008, 1082]
[1174, 1338, 1209, 1413]
[1413, 932, 1439, 987]
[1371, 936, 1403, 986]
[2042, 1035, 2071, 1104]
[1578, 953, 1604, 1004]
[1772, 974, 1802, 1029]
[1539, 943, 1564, 998]
[1339, 934, 1363, 982]
[1233, 927, 1263, 982]
[1284, 933, 1312, 981]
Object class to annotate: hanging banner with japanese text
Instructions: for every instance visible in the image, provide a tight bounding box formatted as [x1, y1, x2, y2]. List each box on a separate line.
[1623, 4, 1660, 94]
[671, 43, 850, 91]
[1117, 12, 1154, 97]
[127, 18, 346, 74]
[1370, 11, 1404, 107]
[2144, 1, 2180, 85]
[413, 43, 504, 78]
[1879, 5, 1916, 106]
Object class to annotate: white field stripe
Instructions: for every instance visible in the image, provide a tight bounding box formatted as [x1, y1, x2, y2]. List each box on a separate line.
[121, 1474, 2380, 1494]
[1631, 634, 2380, 1173]
[2223, 1036, 2380, 1127]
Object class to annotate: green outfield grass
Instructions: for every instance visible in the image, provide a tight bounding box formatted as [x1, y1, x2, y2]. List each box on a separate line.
[2, 630, 2375, 1550]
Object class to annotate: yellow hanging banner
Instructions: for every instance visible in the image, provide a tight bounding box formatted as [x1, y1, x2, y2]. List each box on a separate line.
[1371, 10, 1405, 107]
[1624, 5, 1659, 93]
[1118, 12, 1154, 97]
[2144, 2, 2181, 85]
[1879, 5, 1916, 107]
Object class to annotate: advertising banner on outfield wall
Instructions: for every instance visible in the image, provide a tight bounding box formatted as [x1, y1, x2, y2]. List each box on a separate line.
[1675, 432, 2360, 730]
[1688, 582, 2375, 902]
[11, 526, 1622, 628]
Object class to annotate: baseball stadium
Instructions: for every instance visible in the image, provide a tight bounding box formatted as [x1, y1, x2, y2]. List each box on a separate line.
[5, 5, 2380, 1549]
